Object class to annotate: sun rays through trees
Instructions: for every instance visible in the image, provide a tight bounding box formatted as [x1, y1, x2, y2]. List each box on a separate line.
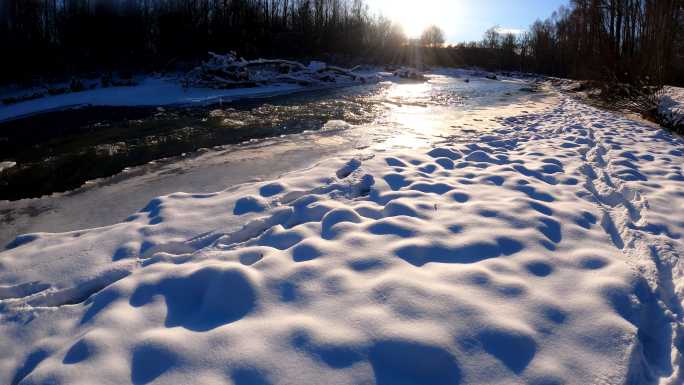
[0, 0, 681, 86]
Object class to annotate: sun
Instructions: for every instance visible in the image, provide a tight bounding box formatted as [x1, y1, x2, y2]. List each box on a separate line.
[378, 0, 459, 38]
[390, 5, 431, 37]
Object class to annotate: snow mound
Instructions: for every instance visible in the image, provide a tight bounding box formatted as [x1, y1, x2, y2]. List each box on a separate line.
[185, 52, 380, 89]
[0, 161, 16, 172]
[660, 86, 684, 129]
[2, 98, 684, 384]
[393, 68, 427, 81]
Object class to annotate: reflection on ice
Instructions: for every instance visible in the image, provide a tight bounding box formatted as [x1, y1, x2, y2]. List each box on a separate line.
[369, 75, 536, 150]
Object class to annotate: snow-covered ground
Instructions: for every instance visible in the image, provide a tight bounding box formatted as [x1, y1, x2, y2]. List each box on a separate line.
[2, 76, 684, 385]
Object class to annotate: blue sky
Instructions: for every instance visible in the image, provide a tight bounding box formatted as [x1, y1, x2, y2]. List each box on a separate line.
[366, 0, 569, 43]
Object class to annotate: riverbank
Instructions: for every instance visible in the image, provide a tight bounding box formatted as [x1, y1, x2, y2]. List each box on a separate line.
[0, 65, 514, 124]
[0, 54, 397, 124]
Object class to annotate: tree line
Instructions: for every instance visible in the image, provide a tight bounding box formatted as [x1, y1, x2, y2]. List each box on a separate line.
[0, 0, 406, 85]
[435, 0, 683, 86]
[0, 0, 682, 86]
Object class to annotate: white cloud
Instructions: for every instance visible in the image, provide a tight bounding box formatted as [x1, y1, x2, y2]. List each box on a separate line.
[495, 27, 526, 35]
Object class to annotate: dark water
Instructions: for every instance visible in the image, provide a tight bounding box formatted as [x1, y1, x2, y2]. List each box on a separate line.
[0, 76, 530, 200]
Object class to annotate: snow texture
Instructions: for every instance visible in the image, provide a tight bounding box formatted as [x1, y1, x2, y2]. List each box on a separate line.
[2, 93, 684, 385]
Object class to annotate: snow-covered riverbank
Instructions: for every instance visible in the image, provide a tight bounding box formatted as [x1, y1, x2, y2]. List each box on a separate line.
[2, 83, 684, 384]
[0, 65, 500, 124]
[0, 54, 393, 123]
[0, 77, 306, 123]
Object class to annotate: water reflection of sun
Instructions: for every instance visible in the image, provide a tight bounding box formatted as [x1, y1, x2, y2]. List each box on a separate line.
[386, 82, 432, 104]
[377, 82, 454, 149]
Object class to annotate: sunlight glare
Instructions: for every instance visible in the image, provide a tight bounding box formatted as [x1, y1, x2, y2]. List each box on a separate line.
[376, 0, 462, 38]
[376, 82, 452, 150]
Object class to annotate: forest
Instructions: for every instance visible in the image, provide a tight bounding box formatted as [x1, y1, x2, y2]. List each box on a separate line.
[0, 0, 682, 86]
[473, 0, 684, 85]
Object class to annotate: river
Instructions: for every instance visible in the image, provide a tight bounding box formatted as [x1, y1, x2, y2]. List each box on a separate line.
[0, 72, 548, 246]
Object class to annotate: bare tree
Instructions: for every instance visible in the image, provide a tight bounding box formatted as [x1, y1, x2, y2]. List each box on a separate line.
[1, 0, 682, 86]
[420, 25, 445, 48]
[482, 26, 500, 49]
